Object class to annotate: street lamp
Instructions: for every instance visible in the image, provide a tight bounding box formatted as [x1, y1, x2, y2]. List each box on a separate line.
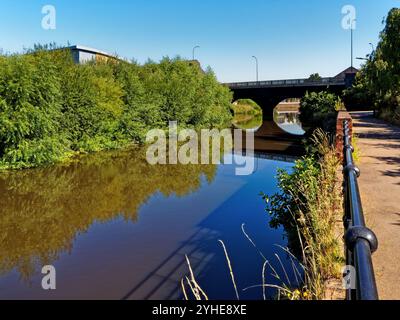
[350, 19, 357, 68]
[192, 45, 200, 61]
[369, 42, 375, 52]
[252, 56, 259, 82]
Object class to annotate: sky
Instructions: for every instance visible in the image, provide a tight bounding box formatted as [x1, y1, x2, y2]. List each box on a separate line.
[0, 0, 398, 82]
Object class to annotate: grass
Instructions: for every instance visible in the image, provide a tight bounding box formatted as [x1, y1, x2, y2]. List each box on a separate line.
[352, 134, 361, 164]
[266, 129, 345, 298]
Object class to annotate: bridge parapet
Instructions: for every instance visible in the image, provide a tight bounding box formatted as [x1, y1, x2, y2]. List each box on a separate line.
[225, 77, 346, 89]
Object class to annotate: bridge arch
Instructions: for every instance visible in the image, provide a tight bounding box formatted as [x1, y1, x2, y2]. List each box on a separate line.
[226, 68, 358, 119]
[230, 85, 344, 120]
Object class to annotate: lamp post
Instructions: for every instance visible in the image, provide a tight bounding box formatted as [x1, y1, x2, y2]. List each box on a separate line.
[252, 56, 259, 82]
[350, 19, 356, 68]
[192, 45, 200, 61]
[369, 42, 375, 52]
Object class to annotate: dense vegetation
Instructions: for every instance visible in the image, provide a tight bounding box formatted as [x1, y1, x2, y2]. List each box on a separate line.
[346, 8, 400, 124]
[259, 91, 345, 299]
[264, 130, 343, 299]
[300, 91, 344, 133]
[0, 46, 233, 170]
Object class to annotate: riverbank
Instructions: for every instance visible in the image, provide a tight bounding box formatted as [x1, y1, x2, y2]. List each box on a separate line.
[351, 111, 400, 300]
[265, 129, 344, 300]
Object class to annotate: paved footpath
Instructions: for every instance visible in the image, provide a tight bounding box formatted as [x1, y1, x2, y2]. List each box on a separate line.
[352, 112, 400, 300]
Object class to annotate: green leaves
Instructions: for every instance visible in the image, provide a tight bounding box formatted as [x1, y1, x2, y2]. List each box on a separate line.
[347, 8, 400, 123]
[0, 48, 232, 169]
[299, 91, 339, 133]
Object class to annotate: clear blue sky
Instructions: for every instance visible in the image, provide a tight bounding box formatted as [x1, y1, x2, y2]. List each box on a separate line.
[0, 0, 398, 82]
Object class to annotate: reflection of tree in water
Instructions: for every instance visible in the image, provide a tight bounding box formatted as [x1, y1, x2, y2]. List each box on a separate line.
[232, 114, 263, 130]
[0, 147, 217, 281]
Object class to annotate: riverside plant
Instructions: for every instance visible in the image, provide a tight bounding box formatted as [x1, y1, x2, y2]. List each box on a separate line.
[182, 130, 344, 300]
[182, 226, 315, 301]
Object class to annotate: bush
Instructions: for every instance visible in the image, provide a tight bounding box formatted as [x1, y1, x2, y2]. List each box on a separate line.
[0, 51, 67, 169]
[299, 92, 340, 134]
[0, 47, 233, 169]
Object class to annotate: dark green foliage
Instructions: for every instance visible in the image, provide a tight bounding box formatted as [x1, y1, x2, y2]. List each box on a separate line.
[346, 8, 400, 124]
[299, 91, 340, 133]
[308, 73, 322, 81]
[0, 48, 232, 169]
[0, 51, 67, 168]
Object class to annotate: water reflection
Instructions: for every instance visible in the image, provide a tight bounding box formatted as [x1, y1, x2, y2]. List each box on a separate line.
[274, 109, 305, 136]
[0, 148, 216, 282]
[0, 126, 302, 300]
[232, 114, 263, 132]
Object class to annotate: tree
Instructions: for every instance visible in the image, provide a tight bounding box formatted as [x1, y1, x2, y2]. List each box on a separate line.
[308, 73, 322, 81]
[300, 91, 339, 133]
[346, 8, 400, 123]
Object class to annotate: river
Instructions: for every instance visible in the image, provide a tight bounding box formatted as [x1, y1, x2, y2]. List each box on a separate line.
[0, 113, 304, 300]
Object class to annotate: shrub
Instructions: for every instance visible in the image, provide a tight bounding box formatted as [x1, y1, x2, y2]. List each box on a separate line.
[299, 92, 340, 133]
[0, 47, 233, 169]
[0, 52, 67, 169]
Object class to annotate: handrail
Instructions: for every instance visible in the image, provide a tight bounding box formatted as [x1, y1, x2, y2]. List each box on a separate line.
[342, 120, 379, 300]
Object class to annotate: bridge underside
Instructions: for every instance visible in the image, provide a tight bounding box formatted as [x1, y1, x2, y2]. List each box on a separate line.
[231, 84, 346, 120]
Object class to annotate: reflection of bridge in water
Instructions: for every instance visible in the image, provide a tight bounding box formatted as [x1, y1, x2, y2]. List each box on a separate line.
[238, 120, 305, 159]
[122, 120, 304, 300]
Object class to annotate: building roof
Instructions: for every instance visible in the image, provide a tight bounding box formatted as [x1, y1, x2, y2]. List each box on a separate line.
[68, 45, 117, 59]
[334, 67, 359, 79]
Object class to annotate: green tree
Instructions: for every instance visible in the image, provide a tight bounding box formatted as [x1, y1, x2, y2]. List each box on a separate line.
[0, 47, 233, 169]
[308, 73, 322, 81]
[346, 8, 400, 123]
[299, 91, 339, 133]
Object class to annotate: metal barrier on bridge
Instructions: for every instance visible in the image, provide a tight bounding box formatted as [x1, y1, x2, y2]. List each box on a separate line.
[225, 77, 346, 89]
[342, 119, 379, 300]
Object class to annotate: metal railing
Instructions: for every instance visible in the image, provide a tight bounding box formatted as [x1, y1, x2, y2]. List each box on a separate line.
[342, 120, 379, 300]
[225, 77, 346, 89]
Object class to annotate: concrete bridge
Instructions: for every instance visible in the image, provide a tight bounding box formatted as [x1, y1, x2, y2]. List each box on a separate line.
[225, 67, 358, 119]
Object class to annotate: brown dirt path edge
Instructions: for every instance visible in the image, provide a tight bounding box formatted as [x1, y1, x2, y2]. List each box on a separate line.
[351, 111, 400, 300]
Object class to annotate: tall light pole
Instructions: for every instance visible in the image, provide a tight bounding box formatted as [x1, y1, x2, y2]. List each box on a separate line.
[369, 43, 374, 51]
[192, 45, 200, 61]
[350, 19, 356, 68]
[252, 56, 259, 82]
[369, 42, 375, 54]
